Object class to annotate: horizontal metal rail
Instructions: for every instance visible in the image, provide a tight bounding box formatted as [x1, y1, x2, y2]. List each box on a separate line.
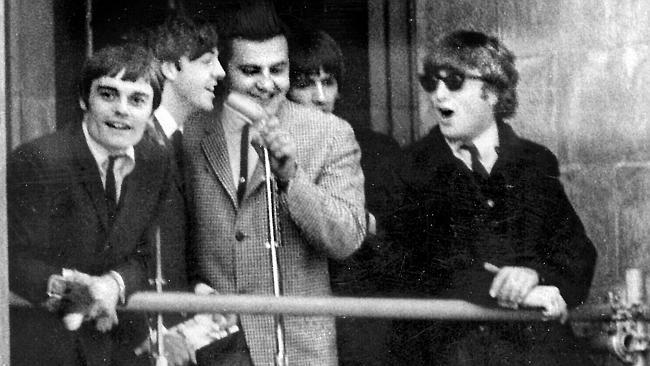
[11, 291, 614, 322]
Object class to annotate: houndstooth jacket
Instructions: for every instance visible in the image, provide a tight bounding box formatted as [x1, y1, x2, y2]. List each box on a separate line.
[184, 99, 366, 365]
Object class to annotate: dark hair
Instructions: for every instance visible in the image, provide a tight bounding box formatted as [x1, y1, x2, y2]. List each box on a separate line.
[288, 25, 344, 87]
[79, 43, 163, 111]
[216, 0, 288, 68]
[147, 16, 219, 64]
[424, 30, 519, 121]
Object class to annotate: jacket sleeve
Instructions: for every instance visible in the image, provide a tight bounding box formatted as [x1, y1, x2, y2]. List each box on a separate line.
[527, 150, 597, 308]
[112, 155, 175, 299]
[8, 147, 64, 304]
[281, 123, 366, 260]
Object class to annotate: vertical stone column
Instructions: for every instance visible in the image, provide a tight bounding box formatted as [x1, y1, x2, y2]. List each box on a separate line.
[7, 0, 56, 148]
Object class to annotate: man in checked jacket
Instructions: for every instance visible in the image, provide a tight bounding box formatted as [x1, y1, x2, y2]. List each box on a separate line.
[388, 30, 597, 365]
[183, 2, 366, 365]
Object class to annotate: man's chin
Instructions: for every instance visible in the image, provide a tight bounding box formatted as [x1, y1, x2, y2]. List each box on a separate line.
[103, 133, 142, 151]
[439, 128, 466, 143]
[261, 95, 286, 116]
[198, 100, 215, 112]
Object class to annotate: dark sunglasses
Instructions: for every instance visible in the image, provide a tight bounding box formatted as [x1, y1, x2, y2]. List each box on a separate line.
[418, 70, 487, 93]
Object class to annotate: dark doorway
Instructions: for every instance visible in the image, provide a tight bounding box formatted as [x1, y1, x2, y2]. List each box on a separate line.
[54, 0, 370, 130]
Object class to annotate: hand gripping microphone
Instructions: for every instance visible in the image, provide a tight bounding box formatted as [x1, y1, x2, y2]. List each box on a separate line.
[224, 92, 270, 127]
[224, 91, 288, 366]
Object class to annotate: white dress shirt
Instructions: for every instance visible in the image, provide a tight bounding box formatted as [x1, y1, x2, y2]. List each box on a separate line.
[154, 106, 182, 139]
[82, 122, 135, 201]
[445, 123, 499, 174]
[221, 103, 260, 188]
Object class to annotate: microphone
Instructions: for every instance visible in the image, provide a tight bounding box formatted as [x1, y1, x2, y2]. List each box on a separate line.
[224, 92, 269, 127]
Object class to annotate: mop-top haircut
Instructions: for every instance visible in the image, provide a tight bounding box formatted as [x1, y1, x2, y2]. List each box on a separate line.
[424, 30, 519, 121]
[79, 43, 163, 112]
[147, 16, 220, 64]
[288, 24, 344, 86]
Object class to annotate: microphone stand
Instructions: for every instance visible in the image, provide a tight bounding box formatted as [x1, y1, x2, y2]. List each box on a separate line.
[153, 227, 168, 366]
[262, 146, 287, 366]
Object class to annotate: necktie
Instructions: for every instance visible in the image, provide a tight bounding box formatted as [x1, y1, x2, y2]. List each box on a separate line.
[105, 155, 119, 226]
[461, 143, 489, 180]
[236, 125, 250, 204]
[171, 129, 183, 169]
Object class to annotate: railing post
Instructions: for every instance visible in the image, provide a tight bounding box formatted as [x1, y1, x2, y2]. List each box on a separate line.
[626, 269, 648, 366]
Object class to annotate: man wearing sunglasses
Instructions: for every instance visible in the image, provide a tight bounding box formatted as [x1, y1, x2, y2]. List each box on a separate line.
[388, 30, 596, 365]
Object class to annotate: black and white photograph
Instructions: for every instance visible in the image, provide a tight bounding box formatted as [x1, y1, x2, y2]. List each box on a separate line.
[1, 0, 649, 365]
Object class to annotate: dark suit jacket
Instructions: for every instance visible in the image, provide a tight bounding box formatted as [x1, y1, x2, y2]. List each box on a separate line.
[330, 128, 403, 296]
[8, 125, 174, 366]
[145, 116, 189, 294]
[388, 122, 597, 365]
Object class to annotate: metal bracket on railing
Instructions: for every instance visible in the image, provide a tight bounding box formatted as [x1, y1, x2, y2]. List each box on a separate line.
[588, 269, 650, 366]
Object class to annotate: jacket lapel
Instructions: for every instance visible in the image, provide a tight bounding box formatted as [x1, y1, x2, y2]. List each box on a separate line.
[200, 120, 238, 208]
[147, 116, 170, 147]
[70, 128, 111, 232]
[111, 141, 165, 236]
[490, 122, 523, 179]
[246, 153, 266, 199]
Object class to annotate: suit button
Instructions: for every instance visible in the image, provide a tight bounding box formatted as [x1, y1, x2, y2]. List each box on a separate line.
[235, 231, 246, 241]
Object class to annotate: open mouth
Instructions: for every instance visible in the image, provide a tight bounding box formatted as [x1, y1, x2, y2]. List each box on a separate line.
[438, 107, 454, 118]
[251, 91, 279, 105]
[105, 121, 131, 130]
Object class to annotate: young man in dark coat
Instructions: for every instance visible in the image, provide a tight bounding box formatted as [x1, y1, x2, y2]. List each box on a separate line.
[389, 30, 597, 365]
[286, 23, 402, 366]
[8, 44, 173, 366]
[144, 15, 225, 298]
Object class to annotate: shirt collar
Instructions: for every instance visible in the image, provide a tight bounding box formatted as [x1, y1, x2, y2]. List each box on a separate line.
[471, 122, 499, 159]
[82, 122, 136, 168]
[154, 106, 181, 138]
[221, 101, 252, 134]
[445, 123, 499, 159]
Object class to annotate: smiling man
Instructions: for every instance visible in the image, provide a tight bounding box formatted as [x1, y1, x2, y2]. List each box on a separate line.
[8, 44, 174, 366]
[389, 30, 597, 365]
[286, 28, 343, 114]
[147, 16, 224, 149]
[143, 15, 225, 300]
[183, 3, 366, 365]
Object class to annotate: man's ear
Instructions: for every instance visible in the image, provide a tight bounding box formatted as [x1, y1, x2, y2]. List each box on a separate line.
[161, 61, 179, 81]
[487, 90, 498, 106]
[481, 87, 498, 106]
[79, 98, 87, 111]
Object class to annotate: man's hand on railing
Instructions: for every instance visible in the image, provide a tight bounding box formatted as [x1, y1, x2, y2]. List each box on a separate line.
[44, 269, 120, 332]
[485, 263, 539, 306]
[484, 262, 568, 323]
[133, 284, 241, 365]
[193, 283, 239, 330]
[520, 285, 569, 324]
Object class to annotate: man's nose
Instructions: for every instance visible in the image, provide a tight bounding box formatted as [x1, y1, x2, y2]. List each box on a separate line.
[114, 97, 129, 115]
[313, 82, 326, 104]
[213, 59, 226, 80]
[432, 81, 450, 102]
[256, 70, 274, 91]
